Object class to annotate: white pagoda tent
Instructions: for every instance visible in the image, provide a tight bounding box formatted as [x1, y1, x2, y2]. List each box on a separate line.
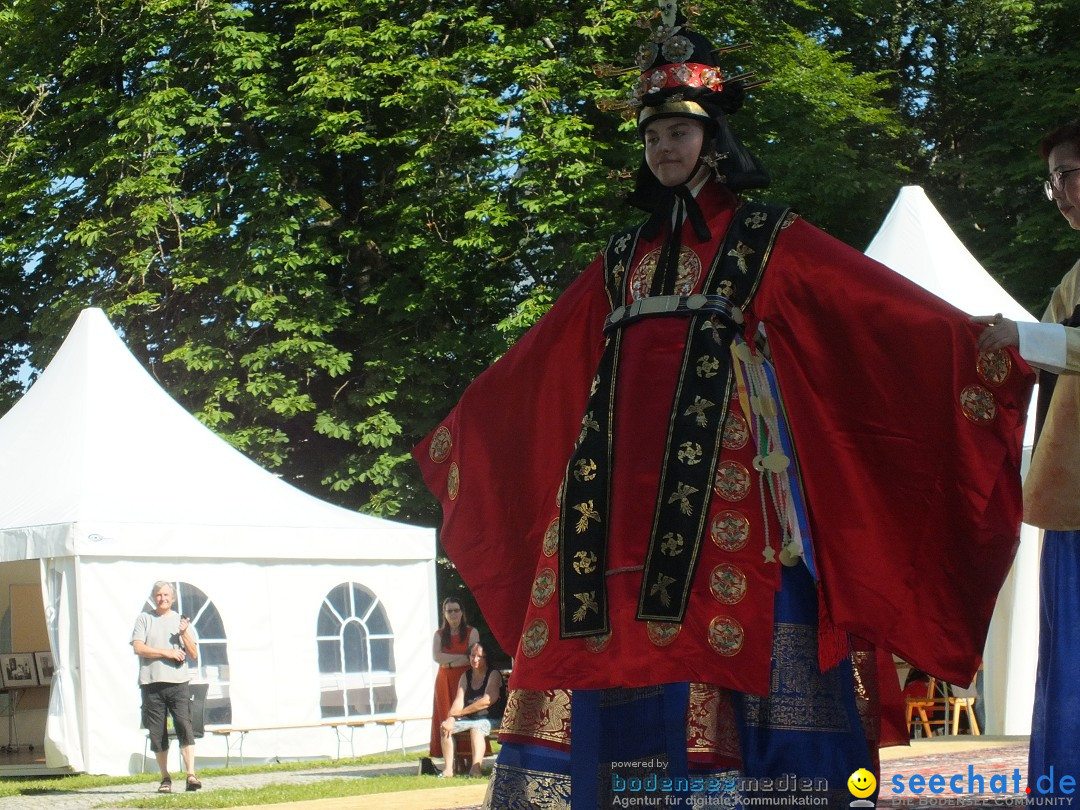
[0, 308, 437, 774]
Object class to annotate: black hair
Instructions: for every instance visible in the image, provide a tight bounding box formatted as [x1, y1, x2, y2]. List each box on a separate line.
[1040, 119, 1080, 162]
[438, 596, 469, 650]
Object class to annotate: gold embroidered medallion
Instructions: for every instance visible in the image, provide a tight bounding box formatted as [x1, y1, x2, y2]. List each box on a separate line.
[429, 426, 452, 463]
[960, 384, 997, 424]
[572, 551, 598, 574]
[520, 619, 549, 658]
[713, 461, 751, 502]
[696, 355, 721, 378]
[542, 517, 560, 557]
[977, 349, 1012, 387]
[660, 532, 685, 556]
[629, 246, 703, 300]
[531, 568, 556, 608]
[709, 564, 748, 605]
[721, 411, 750, 450]
[708, 616, 745, 656]
[585, 630, 612, 653]
[711, 509, 751, 552]
[574, 458, 598, 482]
[447, 462, 460, 500]
[677, 441, 703, 465]
[647, 621, 681, 647]
[744, 211, 768, 229]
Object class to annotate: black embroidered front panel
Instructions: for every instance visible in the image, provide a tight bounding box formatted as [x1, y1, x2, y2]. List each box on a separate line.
[558, 205, 790, 637]
[637, 205, 786, 621]
[557, 226, 642, 638]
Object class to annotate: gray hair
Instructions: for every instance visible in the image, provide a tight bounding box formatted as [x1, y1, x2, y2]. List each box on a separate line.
[150, 581, 175, 598]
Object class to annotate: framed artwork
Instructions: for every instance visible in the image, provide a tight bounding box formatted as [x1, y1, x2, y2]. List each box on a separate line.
[0, 652, 38, 688]
[34, 651, 55, 686]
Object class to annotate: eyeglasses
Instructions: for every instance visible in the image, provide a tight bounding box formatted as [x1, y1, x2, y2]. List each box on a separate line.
[444, 608, 462, 614]
[1044, 167, 1080, 200]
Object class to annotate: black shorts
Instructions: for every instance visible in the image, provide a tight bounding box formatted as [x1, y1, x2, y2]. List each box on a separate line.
[141, 682, 194, 751]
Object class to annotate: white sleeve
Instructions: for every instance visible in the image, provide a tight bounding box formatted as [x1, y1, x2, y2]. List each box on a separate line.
[1017, 321, 1068, 373]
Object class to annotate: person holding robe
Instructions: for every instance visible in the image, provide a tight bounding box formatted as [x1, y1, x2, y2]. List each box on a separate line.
[975, 119, 1080, 797]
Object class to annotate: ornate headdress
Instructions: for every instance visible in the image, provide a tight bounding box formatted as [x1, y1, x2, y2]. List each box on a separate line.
[599, 1, 770, 203]
[632, 2, 754, 128]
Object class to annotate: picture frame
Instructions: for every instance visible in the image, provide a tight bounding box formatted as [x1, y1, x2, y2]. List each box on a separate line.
[0, 652, 39, 688]
[34, 651, 54, 686]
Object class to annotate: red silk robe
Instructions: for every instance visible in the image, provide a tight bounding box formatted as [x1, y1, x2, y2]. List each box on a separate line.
[415, 180, 1033, 704]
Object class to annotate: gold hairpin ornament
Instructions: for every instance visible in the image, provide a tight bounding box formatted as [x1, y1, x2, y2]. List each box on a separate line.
[593, 63, 638, 78]
[712, 43, 752, 56]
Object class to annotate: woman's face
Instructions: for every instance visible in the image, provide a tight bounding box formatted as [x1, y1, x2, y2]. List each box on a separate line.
[468, 645, 486, 670]
[1048, 141, 1080, 230]
[644, 118, 707, 188]
[443, 601, 464, 627]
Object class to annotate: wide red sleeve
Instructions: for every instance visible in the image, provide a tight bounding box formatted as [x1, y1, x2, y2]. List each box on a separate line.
[753, 219, 1035, 686]
[413, 261, 612, 652]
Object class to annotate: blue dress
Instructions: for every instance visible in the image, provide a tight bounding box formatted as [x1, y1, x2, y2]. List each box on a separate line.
[1029, 529, 1080, 798]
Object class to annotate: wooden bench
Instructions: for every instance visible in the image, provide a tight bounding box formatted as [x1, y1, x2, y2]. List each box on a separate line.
[209, 714, 431, 766]
[450, 723, 502, 775]
[330, 715, 430, 758]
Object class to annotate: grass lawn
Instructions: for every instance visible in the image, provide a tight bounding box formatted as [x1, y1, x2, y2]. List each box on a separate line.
[0, 752, 489, 808]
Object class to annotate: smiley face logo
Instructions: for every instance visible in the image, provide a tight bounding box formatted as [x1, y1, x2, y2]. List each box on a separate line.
[847, 768, 876, 798]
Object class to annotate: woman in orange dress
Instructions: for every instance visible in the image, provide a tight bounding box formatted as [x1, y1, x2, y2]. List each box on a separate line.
[429, 597, 478, 757]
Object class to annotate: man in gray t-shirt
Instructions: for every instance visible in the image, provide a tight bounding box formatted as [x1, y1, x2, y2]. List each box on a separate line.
[131, 581, 201, 793]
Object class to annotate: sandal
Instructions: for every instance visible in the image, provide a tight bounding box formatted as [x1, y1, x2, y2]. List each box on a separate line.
[158, 778, 172, 794]
[186, 775, 202, 792]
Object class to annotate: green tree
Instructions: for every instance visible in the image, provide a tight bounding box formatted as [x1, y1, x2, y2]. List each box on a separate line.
[912, 0, 1079, 314]
[779, 0, 1074, 314]
[0, 0, 910, 530]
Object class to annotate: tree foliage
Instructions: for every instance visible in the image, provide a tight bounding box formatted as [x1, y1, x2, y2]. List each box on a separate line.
[0, 0, 1071, 545]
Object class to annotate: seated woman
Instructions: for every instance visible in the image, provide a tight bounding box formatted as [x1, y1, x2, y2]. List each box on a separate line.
[439, 642, 502, 778]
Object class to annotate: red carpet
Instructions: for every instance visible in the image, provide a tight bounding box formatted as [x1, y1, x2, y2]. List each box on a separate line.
[880, 740, 1036, 807]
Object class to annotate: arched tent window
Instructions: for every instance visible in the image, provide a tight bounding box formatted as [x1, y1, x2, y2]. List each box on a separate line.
[140, 581, 232, 724]
[317, 583, 396, 718]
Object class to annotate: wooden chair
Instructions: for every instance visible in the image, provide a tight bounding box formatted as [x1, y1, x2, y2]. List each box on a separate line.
[948, 681, 981, 735]
[904, 676, 948, 738]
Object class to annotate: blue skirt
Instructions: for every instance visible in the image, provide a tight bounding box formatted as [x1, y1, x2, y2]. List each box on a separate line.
[1029, 529, 1080, 798]
[485, 563, 873, 809]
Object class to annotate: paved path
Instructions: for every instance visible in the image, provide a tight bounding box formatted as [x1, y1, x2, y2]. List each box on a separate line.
[0, 737, 1029, 809]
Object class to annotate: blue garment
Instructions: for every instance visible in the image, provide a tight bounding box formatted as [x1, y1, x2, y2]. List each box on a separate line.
[485, 564, 873, 808]
[1029, 529, 1080, 798]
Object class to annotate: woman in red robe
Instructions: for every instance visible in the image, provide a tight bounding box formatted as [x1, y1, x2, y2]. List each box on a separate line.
[416, 5, 1033, 806]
